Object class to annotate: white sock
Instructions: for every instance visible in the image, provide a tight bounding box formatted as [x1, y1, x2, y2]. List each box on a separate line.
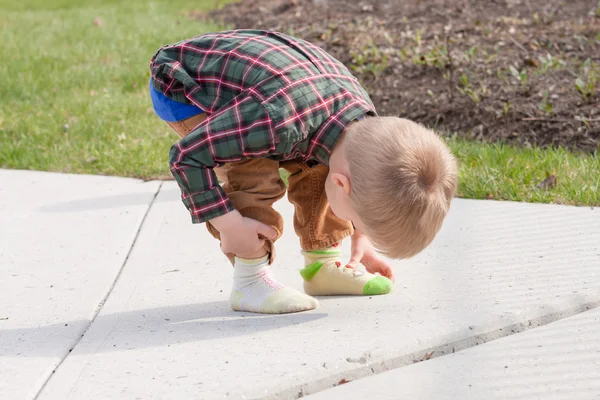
[230, 255, 319, 314]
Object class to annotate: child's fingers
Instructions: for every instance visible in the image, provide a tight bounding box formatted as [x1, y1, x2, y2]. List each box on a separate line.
[365, 259, 395, 282]
[380, 266, 395, 282]
[346, 249, 363, 269]
[255, 222, 277, 240]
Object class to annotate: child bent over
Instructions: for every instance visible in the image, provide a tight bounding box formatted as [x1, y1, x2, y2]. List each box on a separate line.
[149, 29, 458, 314]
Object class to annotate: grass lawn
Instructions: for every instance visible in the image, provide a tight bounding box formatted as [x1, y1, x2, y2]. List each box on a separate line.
[1, 0, 599, 206]
[447, 139, 599, 205]
[0, 0, 224, 179]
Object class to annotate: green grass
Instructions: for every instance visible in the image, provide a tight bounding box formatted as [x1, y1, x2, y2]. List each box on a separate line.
[1, 0, 598, 206]
[0, 0, 225, 179]
[448, 139, 599, 206]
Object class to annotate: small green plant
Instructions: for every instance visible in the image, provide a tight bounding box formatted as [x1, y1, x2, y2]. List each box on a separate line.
[412, 44, 450, 70]
[537, 53, 565, 73]
[574, 58, 599, 101]
[575, 115, 592, 129]
[402, 30, 451, 70]
[509, 65, 529, 93]
[457, 72, 484, 104]
[575, 77, 596, 100]
[537, 91, 554, 115]
[414, 29, 423, 47]
[350, 43, 389, 79]
[459, 73, 469, 87]
[496, 67, 507, 83]
[399, 48, 409, 62]
[464, 45, 479, 63]
[503, 101, 511, 117]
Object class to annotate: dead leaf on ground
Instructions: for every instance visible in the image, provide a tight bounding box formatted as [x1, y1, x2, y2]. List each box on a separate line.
[337, 378, 351, 385]
[524, 58, 539, 67]
[536, 175, 558, 190]
[423, 351, 434, 360]
[93, 16, 104, 27]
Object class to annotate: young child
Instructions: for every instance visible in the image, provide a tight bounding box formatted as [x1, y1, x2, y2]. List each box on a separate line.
[149, 29, 458, 314]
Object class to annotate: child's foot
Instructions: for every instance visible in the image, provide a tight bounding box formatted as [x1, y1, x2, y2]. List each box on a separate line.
[300, 244, 393, 296]
[230, 255, 319, 314]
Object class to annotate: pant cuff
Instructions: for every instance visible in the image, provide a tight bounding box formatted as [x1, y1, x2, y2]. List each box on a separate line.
[300, 229, 354, 251]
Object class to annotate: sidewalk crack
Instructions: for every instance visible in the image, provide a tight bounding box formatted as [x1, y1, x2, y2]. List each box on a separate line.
[268, 300, 600, 400]
[33, 181, 163, 400]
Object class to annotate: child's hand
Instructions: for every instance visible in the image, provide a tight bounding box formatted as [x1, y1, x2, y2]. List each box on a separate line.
[211, 210, 277, 259]
[348, 231, 395, 282]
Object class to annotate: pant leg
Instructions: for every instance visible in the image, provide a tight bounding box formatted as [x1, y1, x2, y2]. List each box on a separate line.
[164, 114, 286, 265]
[281, 160, 353, 251]
[165, 113, 207, 138]
[206, 159, 286, 265]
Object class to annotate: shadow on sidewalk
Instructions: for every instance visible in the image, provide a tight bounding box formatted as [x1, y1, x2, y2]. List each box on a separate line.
[38, 189, 181, 213]
[1, 300, 327, 357]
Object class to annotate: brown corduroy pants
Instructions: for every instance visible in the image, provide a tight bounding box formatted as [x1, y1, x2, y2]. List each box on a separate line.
[166, 113, 353, 264]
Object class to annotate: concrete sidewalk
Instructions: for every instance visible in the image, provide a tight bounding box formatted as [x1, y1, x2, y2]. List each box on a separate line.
[1, 169, 599, 399]
[305, 307, 600, 399]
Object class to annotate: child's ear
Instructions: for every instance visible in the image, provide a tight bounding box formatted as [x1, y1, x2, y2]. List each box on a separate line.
[331, 172, 351, 195]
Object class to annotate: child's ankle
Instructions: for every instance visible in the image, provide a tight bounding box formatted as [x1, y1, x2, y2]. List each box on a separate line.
[234, 249, 269, 262]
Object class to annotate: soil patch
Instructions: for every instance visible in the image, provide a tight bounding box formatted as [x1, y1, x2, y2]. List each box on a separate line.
[202, 0, 600, 152]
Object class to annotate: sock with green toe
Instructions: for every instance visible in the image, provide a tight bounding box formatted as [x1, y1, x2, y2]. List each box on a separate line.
[300, 243, 393, 296]
[230, 255, 319, 314]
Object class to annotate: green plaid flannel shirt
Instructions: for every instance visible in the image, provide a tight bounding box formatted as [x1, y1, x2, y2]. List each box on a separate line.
[150, 29, 376, 223]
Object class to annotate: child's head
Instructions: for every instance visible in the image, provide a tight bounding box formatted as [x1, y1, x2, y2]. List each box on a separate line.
[325, 117, 458, 259]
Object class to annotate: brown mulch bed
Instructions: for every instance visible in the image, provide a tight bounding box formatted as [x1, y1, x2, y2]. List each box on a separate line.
[200, 0, 600, 152]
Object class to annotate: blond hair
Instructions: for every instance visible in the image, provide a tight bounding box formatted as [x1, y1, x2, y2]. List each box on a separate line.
[344, 117, 458, 259]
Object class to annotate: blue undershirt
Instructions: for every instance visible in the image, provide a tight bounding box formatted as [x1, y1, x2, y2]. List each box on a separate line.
[149, 79, 204, 122]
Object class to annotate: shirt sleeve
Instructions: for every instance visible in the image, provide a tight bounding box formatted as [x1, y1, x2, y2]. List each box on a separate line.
[169, 93, 278, 224]
[169, 144, 233, 224]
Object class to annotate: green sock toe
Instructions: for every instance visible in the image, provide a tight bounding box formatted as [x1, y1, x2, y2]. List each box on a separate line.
[363, 276, 393, 295]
